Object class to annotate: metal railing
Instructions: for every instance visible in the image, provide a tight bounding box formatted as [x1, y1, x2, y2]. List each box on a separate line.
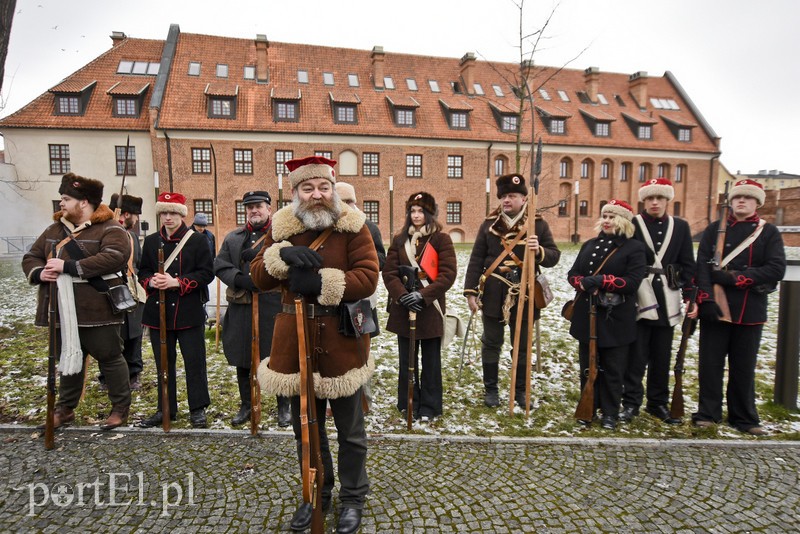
[0, 236, 38, 256]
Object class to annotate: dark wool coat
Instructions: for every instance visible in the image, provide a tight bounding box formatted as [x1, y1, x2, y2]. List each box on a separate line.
[139, 223, 215, 330]
[214, 224, 281, 368]
[383, 230, 457, 339]
[696, 214, 785, 325]
[567, 233, 647, 348]
[633, 213, 696, 327]
[23, 204, 131, 327]
[250, 203, 379, 399]
[365, 219, 387, 270]
[122, 228, 145, 339]
[463, 209, 560, 320]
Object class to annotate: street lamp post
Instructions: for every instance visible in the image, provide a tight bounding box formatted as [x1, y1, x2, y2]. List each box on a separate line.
[389, 175, 394, 239]
[278, 173, 283, 207]
[572, 180, 580, 244]
[486, 176, 490, 216]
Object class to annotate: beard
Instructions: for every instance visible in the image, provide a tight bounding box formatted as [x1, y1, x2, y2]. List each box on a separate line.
[293, 191, 342, 231]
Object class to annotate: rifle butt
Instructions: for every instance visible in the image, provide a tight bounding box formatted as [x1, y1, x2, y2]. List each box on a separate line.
[407, 311, 416, 430]
[250, 296, 261, 436]
[670, 381, 684, 419]
[575, 382, 595, 422]
[713, 284, 732, 322]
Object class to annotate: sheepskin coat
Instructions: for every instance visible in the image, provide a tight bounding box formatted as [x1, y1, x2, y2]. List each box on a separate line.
[23, 204, 131, 327]
[250, 203, 379, 399]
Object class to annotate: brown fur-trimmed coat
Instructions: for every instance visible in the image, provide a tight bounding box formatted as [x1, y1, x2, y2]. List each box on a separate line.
[22, 205, 130, 327]
[250, 203, 379, 399]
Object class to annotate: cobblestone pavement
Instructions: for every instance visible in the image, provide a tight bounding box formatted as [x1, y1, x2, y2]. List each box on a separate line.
[1, 425, 799, 533]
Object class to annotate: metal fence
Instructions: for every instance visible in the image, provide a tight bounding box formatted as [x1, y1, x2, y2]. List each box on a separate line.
[0, 236, 37, 257]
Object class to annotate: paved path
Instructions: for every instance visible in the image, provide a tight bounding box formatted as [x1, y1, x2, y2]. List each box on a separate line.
[1, 425, 798, 533]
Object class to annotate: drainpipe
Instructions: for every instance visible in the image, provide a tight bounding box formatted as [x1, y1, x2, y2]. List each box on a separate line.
[707, 154, 720, 225]
[164, 130, 174, 192]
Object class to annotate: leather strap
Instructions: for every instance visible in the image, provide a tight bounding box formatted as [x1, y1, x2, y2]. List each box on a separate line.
[478, 229, 527, 296]
[282, 303, 338, 317]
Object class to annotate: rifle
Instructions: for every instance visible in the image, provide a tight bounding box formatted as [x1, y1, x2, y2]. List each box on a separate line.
[44, 243, 57, 450]
[210, 144, 222, 350]
[710, 181, 732, 322]
[112, 135, 131, 221]
[250, 291, 261, 436]
[400, 266, 418, 430]
[158, 241, 171, 432]
[295, 296, 324, 533]
[670, 286, 698, 419]
[575, 294, 598, 422]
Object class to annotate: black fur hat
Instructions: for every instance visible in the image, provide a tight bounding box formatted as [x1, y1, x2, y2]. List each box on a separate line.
[405, 191, 437, 215]
[58, 173, 104, 207]
[109, 193, 143, 215]
[495, 173, 528, 198]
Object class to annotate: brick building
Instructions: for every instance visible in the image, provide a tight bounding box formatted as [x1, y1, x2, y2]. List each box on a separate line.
[0, 25, 722, 244]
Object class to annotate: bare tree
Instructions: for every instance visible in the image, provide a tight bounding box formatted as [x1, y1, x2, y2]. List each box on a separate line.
[0, 0, 17, 97]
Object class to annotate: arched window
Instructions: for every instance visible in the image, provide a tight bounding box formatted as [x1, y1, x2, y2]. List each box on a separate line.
[560, 158, 572, 179]
[675, 164, 687, 183]
[580, 159, 593, 180]
[494, 156, 507, 177]
[638, 163, 651, 183]
[600, 160, 612, 180]
[338, 150, 358, 176]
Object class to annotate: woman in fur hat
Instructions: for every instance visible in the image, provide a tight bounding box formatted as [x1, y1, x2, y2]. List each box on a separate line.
[566, 200, 647, 430]
[383, 192, 457, 422]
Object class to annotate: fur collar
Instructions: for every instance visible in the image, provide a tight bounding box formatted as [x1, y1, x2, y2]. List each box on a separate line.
[270, 202, 366, 241]
[52, 203, 115, 224]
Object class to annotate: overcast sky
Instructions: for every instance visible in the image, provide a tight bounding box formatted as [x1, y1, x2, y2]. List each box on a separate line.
[2, 0, 798, 175]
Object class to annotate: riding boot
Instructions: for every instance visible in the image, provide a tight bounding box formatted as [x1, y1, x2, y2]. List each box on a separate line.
[276, 395, 292, 427]
[514, 361, 528, 408]
[483, 362, 499, 407]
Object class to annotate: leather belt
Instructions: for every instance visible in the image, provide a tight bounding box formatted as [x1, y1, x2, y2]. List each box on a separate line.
[282, 303, 339, 318]
[647, 267, 665, 275]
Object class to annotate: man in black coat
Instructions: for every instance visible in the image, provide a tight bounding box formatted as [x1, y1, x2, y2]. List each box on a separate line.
[214, 190, 289, 427]
[620, 178, 695, 424]
[463, 174, 561, 408]
[693, 179, 785, 436]
[138, 192, 214, 429]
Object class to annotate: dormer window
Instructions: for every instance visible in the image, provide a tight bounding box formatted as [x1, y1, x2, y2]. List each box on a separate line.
[50, 80, 96, 116]
[622, 111, 657, 140]
[595, 122, 610, 137]
[489, 101, 520, 133]
[580, 108, 617, 138]
[205, 83, 238, 119]
[330, 91, 361, 124]
[440, 98, 473, 130]
[386, 95, 420, 127]
[536, 103, 572, 136]
[661, 115, 696, 143]
[271, 88, 302, 122]
[107, 81, 149, 118]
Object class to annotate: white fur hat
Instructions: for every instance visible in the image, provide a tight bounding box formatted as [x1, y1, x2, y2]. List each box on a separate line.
[729, 179, 765, 207]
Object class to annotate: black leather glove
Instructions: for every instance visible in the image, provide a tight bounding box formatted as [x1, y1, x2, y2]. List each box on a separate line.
[710, 270, 735, 286]
[580, 275, 603, 292]
[399, 291, 424, 312]
[241, 247, 259, 263]
[235, 273, 258, 292]
[288, 267, 322, 296]
[280, 246, 322, 268]
[698, 301, 723, 322]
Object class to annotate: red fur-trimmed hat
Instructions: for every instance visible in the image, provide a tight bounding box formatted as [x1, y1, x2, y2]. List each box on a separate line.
[286, 156, 337, 188]
[58, 173, 104, 207]
[602, 199, 635, 221]
[638, 177, 674, 202]
[495, 173, 528, 198]
[406, 191, 437, 216]
[155, 192, 188, 217]
[729, 179, 765, 207]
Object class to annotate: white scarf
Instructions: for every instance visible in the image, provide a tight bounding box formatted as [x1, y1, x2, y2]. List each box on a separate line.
[500, 202, 527, 230]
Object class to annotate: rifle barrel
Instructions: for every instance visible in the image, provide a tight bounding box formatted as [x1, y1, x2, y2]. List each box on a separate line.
[158, 244, 170, 432]
[44, 243, 57, 450]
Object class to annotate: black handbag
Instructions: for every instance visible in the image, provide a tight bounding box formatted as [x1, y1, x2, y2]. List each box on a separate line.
[338, 299, 377, 338]
[107, 283, 137, 313]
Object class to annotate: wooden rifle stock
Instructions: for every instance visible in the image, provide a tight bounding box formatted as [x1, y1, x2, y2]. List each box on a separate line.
[670, 287, 698, 419]
[401, 269, 418, 430]
[250, 293, 261, 436]
[44, 243, 57, 450]
[711, 182, 732, 322]
[158, 243, 170, 432]
[295, 296, 324, 533]
[575, 295, 598, 422]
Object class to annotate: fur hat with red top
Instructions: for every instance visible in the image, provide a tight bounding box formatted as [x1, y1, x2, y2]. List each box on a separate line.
[58, 173, 104, 207]
[155, 192, 188, 217]
[406, 191, 437, 216]
[495, 173, 528, 198]
[602, 199, 635, 221]
[286, 156, 337, 188]
[729, 179, 765, 207]
[638, 177, 674, 201]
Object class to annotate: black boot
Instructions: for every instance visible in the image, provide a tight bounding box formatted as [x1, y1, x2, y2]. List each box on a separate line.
[514, 363, 528, 408]
[231, 404, 251, 426]
[277, 396, 291, 428]
[483, 362, 499, 407]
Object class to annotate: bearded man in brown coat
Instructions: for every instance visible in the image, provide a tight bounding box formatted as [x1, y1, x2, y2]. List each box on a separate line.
[251, 156, 378, 534]
[22, 173, 132, 431]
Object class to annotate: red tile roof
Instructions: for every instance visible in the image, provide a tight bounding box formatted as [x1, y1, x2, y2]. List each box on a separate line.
[385, 95, 421, 108]
[660, 113, 697, 128]
[579, 107, 617, 122]
[438, 97, 473, 111]
[621, 110, 658, 125]
[204, 83, 239, 97]
[328, 91, 361, 104]
[50, 80, 97, 93]
[106, 80, 150, 96]
[271, 87, 302, 100]
[535, 103, 572, 119]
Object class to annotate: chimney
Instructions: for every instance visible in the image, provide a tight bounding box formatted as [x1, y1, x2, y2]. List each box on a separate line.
[255, 34, 269, 83]
[460, 53, 476, 95]
[584, 66, 600, 103]
[371, 46, 385, 89]
[628, 71, 648, 109]
[110, 31, 127, 47]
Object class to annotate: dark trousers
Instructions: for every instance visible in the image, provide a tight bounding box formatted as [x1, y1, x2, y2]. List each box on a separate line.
[578, 343, 628, 419]
[622, 322, 675, 411]
[481, 316, 530, 392]
[148, 326, 210, 414]
[694, 321, 762, 431]
[290, 389, 369, 508]
[59, 325, 130, 409]
[396, 336, 443, 418]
